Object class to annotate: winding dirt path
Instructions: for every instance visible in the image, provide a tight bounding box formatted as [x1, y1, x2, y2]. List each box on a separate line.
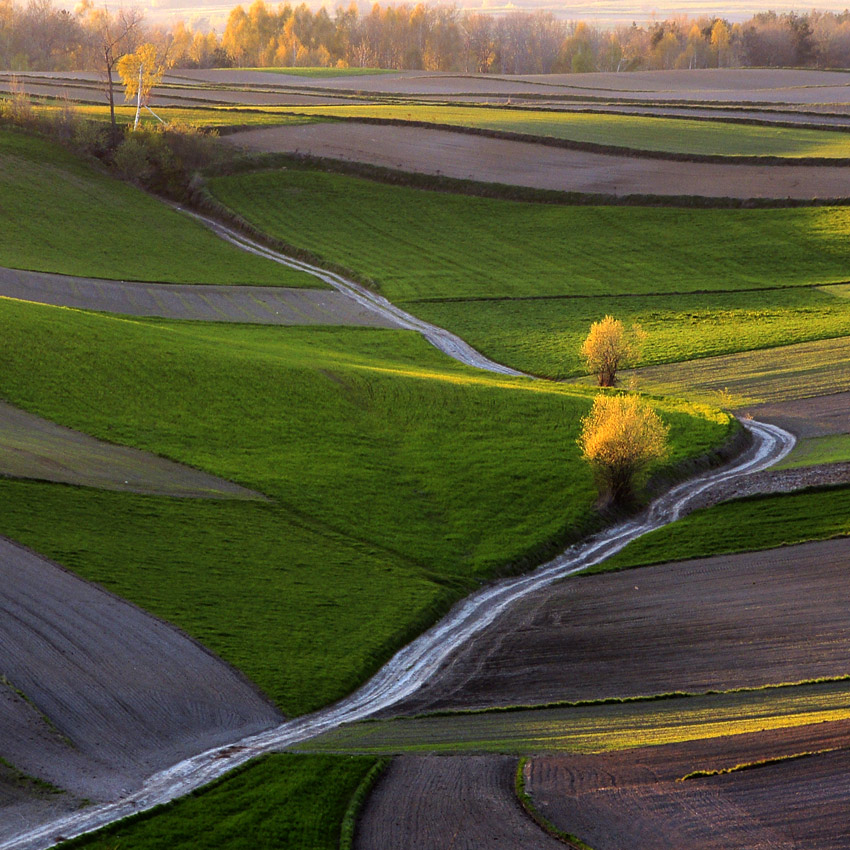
[0, 215, 795, 850]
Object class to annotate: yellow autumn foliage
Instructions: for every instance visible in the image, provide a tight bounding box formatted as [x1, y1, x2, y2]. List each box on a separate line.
[580, 315, 646, 387]
[578, 393, 669, 504]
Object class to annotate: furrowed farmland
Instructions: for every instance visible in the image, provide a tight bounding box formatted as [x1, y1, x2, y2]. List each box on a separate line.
[2, 63, 850, 850]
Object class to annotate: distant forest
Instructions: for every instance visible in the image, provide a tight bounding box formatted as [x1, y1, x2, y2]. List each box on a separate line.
[3, 0, 850, 74]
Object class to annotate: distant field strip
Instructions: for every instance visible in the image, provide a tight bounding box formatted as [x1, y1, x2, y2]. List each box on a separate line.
[271, 104, 850, 158]
[0, 269, 397, 327]
[624, 335, 850, 406]
[0, 400, 263, 498]
[298, 681, 850, 755]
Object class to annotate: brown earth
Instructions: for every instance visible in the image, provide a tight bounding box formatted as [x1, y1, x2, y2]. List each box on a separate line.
[225, 121, 850, 198]
[354, 755, 565, 850]
[742, 391, 850, 437]
[387, 538, 850, 715]
[0, 400, 266, 498]
[529, 723, 850, 849]
[0, 266, 400, 327]
[176, 67, 850, 103]
[0, 536, 282, 808]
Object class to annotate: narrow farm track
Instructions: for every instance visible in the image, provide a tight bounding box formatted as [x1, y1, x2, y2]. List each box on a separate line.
[1, 212, 793, 850]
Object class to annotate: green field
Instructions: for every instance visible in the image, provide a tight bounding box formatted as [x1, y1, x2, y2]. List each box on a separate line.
[776, 434, 850, 469]
[296, 680, 850, 755]
[63, 755, 379, 850]
[0, 128, 316, 286]
[208, 166, 850, 376]
[592, 485, 850, 574]
[0, 298, 734, 713]
[272, 103, 850, 158]
[70, 103, 323, 129]
[413, 288, 850, 379]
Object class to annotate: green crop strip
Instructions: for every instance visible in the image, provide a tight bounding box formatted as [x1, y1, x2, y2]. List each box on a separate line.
[236, 103, 850, 158]
[61, 754, 378, 850]
[595, 484, 850, 575]
[296, 679, 850, 755]
[774, 434, 850, 469]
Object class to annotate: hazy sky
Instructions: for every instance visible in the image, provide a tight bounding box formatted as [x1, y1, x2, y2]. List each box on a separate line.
[105, 0, 824, 32]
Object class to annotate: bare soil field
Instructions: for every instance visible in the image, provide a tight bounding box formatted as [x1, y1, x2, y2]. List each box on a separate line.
[743, 391, 850, 437]
[0, 400, 265, 498]
[225, 122, 850, 199]
[528, 724, 850, 849]
[179, 68, 850, 104]
[388, 538, 850, 715]
[0, 536, 282, 806]
[0, 267, 400, 327]
[355, 755, 564, 850]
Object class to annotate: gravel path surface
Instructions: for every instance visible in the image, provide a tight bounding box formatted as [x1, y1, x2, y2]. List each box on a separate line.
[355, 756, 564, 850]
[0, 266, 401, 328]
[388, 537, 850, 714]
[0, 537, 282, 806]
[225, 122, 850, 199]
[0, 400, 264, 498]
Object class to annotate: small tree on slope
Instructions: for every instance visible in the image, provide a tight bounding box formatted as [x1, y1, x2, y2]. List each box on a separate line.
[580, 315, 646, 387]
[578, 393, 669, 507]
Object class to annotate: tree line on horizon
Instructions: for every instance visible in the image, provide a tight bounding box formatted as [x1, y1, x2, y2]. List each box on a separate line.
[2, 0, 850, 75]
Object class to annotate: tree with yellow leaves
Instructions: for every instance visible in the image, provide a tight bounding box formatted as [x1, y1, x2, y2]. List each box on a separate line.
[580, 315, 645, 387]
[117, 42, 170, 130]
[578, 393, 669, 506]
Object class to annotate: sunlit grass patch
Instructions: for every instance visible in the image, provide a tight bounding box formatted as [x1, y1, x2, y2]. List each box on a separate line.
[775, 434, 850, 469]
[295, 681, 850, 755]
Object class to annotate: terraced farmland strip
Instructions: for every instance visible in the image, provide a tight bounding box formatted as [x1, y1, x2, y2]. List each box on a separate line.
[264, 103, 850, 158]
[624, 335, 850, 406]
[0, 268, 397, 327]
[299, 680, 850, 755]
[208, 168, 850, 301]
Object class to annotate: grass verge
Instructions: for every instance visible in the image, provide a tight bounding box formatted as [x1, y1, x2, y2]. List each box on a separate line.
[60, 754, 378, 850]
[592, 484, 850, 575]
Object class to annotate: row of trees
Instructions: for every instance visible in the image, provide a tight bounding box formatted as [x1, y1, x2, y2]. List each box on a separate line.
[5, 0, 850, 73]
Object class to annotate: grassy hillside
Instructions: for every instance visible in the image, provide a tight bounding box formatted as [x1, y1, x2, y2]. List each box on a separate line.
[0, 128, 316, 287]
[0, 299, 733, 713]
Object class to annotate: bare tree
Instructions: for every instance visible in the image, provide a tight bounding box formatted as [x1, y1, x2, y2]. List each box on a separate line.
[79, 2, 143, 142]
